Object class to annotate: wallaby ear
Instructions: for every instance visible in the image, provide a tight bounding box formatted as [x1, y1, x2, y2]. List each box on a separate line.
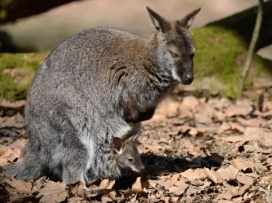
[180, 8, 201, 29]
[146, 6, 170, 33]
[112, 137, 123, 154]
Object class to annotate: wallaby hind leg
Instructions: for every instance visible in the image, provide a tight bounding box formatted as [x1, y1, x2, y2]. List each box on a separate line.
[3, 153, 45, 181]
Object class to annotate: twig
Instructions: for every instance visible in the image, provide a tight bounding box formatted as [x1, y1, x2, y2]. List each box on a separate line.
[237, 0, 264, 99]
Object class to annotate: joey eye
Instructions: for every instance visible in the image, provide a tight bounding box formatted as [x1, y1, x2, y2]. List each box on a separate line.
[169, 50, 179, 58]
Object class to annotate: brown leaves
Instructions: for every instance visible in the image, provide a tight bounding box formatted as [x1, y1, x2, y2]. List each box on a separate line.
[168, 178, 188, 195]
[0, 100, 25, 141]
[225, 103, 253, 117]
[5, 178, 67, 203]
[216, 165, 238, 182]
[36, 181, 67, 203]
[131, 177, 142, 192]
[233, 158, 254, 171]
[2, 95, 272, 202]
[7, 178, 33, 194]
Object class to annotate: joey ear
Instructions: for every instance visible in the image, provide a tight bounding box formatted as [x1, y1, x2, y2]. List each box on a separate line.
[131, 130, 142, 143]
[146, 6, 170, 33]
[132, 134, 138, 143]
[180, 8, 201, 29]
[112, 137, 123, 154]
[126, 131, 142, 143]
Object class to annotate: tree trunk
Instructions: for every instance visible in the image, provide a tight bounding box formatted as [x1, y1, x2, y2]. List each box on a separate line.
[208, 0, 272, 51]
[0, 0, 83, 24]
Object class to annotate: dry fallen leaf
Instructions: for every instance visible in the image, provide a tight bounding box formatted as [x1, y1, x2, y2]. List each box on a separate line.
[227, 186, 239, 197]
[190, 179, 204, 186]
[170, 178, 188, 196]
[142, 144, 161, 154]
[68, 181, 85, 197]
[186, 185, 200, 196]
[186, 144, 200, 156]
[215, 165, 238, 182]
[194, 113, 213, 125]
[131, 177, 142, 192]
[168, 184, 188, 196]
[147, 180, 158, 188]
[236, 172, 254, 186]
[99, 178, 115, 189]
[157, 179, 173, 190]
[225, 104, 253, 117]
[161, 197, 170, 203]
[170, 173, 180, 182]
[218, 122, 231, 134]
[7, 178, 32, 195]
[108, 191, 117, 200]
[36, 181, 67, 203]
[229, 122, 245, 133]
[237, 117, 266, 128]
[218, 200, 234, 203]
[182, 168, 207, 180]
[239, 184, 250, 196]
[233, 158, 254, 171]
[217, 192, 232, 200]
[101, 196, 113, 203]
[203, 168, 219, 184]
[243, 127, 270, 141]
[181, 96, 199, 110]
[0, 145, 20, 165]
[221, 135, 245, 143]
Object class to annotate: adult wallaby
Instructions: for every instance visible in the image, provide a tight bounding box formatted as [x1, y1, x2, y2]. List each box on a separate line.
[3, 7, 200, 188]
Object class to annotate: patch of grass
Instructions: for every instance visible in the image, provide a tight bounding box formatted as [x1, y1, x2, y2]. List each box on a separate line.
[0, 53, 47, 101]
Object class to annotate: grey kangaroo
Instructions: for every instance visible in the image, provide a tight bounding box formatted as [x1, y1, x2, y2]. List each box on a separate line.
[3, 7, 200, 189]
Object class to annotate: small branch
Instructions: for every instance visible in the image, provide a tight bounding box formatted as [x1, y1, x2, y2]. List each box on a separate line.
[237, 0, 264, 99]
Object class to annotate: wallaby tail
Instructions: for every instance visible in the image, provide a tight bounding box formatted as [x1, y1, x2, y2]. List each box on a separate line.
[3, 154, 44, 181]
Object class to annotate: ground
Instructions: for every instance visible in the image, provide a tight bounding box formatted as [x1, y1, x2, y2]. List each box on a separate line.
[0, 91, 272, 203]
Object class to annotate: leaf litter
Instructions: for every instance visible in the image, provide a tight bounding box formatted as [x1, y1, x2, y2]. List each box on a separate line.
[0, 93, 272, 202]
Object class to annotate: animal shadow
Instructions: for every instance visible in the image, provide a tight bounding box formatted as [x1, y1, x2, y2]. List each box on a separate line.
[115, 152, 224, 190]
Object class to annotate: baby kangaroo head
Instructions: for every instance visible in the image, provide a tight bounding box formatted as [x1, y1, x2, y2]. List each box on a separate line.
[111, 135, 145, 173]
[147, 7, 201, 85]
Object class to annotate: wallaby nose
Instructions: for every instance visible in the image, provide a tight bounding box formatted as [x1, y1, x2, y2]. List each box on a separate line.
[185, 74, 194, 84]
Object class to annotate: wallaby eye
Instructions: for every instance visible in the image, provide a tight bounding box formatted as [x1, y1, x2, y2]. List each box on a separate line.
[169, 50, 179, 58]
[127, 158, 134, 163]
[191, 53, 195, 58]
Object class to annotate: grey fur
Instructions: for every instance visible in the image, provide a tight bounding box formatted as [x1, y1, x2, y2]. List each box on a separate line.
[3, 7, 200, 186]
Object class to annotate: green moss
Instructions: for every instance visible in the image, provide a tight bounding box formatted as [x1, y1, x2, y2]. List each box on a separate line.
[190, 25, 272, 99]
[0, 53, 47, 101]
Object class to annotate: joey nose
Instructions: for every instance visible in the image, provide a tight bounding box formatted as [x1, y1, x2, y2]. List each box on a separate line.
[139, 164, 145, 172]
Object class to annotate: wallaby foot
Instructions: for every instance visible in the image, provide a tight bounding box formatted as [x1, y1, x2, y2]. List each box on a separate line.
[3, 164, 20, 179]
[3, 154, 44, 181]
